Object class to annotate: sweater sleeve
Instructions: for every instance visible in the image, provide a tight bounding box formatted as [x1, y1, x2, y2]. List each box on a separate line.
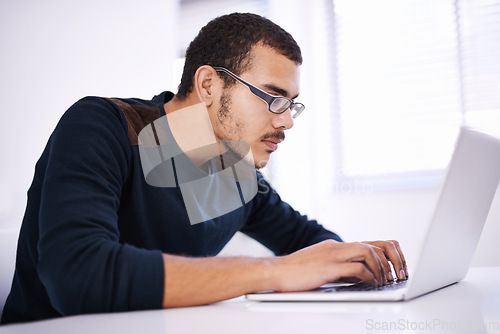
[240, 174, 343, 256]
[37, 97, 164, 316]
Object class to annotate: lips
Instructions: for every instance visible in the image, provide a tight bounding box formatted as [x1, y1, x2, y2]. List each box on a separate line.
[261, 132, 285, 152]
[262, 139, 281, 151]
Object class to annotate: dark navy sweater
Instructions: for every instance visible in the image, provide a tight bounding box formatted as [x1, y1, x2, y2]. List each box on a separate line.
[1, 92, 341, 324]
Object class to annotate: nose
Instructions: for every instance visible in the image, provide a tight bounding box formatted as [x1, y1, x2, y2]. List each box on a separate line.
[271, 108, 294, 130]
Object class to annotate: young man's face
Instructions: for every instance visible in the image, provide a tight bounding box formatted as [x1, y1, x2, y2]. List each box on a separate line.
[210, 45, 301, 169]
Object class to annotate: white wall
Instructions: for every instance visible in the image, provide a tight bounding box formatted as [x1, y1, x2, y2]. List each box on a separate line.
[0, 0, 178, 227]
[0, 0, 179, 312]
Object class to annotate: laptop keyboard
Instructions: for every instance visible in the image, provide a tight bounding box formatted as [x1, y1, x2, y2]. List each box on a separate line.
[319, 279, 408, 293]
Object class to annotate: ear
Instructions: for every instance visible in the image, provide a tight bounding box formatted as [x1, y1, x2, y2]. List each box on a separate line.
[193, 65, 221, 107]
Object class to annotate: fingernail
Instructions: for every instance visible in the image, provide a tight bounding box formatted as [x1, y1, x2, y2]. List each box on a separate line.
[399, 269, 406, 280]
[405, 267, 409, 278]
[388, 271, 394, 281]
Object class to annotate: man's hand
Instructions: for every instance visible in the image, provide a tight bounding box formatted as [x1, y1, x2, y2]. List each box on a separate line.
[362, 240, 408, 281]
[271, 239, 408, 293]
[162, 239, 408, 308]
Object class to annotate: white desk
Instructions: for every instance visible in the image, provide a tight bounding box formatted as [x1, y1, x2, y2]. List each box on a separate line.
[1, 267, 499, 334]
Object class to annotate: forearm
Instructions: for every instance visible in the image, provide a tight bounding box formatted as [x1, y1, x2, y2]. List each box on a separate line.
[162, 254, 276, 308]
[161, 239, 409, 308]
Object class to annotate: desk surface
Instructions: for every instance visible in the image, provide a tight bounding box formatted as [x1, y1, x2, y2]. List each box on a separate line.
[1, 267, 499, 334]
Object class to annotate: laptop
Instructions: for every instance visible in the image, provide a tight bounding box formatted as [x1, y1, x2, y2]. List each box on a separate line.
[247, 127, 500, 302]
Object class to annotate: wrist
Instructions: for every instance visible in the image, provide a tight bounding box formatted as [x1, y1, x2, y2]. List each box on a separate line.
[262, 256, 284, 292]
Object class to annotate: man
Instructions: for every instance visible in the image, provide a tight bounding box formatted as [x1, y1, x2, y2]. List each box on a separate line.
[1, 13, 407, 324]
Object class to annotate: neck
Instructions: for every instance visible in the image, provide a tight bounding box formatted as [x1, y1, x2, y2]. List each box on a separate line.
[163, 94, 225, 169]
[163, 94, 199, 115]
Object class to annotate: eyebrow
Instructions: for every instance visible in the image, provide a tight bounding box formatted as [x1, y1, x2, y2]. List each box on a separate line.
[262, 83, 299, 100]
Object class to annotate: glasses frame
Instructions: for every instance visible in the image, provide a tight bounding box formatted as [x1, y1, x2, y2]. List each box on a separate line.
[212, 66, 304, 119]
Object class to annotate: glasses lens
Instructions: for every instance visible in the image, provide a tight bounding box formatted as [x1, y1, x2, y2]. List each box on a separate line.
[270, 98, 291, 113]
[291, 103, 305, 118]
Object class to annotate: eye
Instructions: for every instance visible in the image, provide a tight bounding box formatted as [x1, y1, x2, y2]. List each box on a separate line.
[270, 98, 290, 112]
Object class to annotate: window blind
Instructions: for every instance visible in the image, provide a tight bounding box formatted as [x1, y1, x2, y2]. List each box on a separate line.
[460, 0, 500, 136]
[331, 0, 500, 188]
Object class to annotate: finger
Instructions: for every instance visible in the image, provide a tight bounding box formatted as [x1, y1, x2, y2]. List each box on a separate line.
[378, 240, 407, 280]
[338, 243, 385, 285]
[338, 262, 378, 286]
[368, 246, 386, 285]
[366, 240, 407, 280]
[389, 240, 408, 278]
[371, 246, 391, 283]
[378, 242, 404, 280]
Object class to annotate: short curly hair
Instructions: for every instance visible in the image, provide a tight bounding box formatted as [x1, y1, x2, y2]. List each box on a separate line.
[176, 12, 303, 100]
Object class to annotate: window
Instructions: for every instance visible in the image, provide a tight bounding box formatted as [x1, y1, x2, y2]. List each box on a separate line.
[331, 0, 500, 190]
[172, 0, 500, 209]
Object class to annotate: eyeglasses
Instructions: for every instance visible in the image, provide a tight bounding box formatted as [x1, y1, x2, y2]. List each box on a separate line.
[213, 66, 305, 119]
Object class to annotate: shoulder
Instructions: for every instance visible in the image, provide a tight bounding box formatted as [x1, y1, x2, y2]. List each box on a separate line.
[103, 95, 167, 146]
[61, 93, 169, 147]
